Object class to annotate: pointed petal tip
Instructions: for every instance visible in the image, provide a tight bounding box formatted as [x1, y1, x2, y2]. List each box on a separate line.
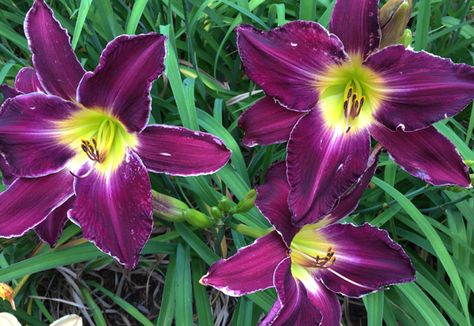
[25, 0, 85, 99]
[370, 124, 471, 188]
[199, 273, 209, 286]
[14, 67, 43, 94]
[202, 232, 287, 297]
[137, 125, 230, 177]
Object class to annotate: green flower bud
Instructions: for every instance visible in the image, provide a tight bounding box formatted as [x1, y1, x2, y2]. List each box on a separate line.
[400, 28, 413, 47]
[464, 160, 474, 167]
[210, 206, 222, 220]
[152, 192, 187, 222]
[380, 0, 412, 48]
[232, 223, 272, 238]
[231, 189, 257, 214]
[218, 197, 233, 213]
[183, 209, 215, 228]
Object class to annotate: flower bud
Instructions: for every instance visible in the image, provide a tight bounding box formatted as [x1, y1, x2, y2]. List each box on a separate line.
[210, 206, 222, 220]
[218, 197, 233, 213]
[380, 0, 412, 48]
[183, 209, 215, 228]
[232, 223, 272, 238]
[152, 192, 187, 222]
[231, 189, 257, 214]
[400, 29, 413, 47]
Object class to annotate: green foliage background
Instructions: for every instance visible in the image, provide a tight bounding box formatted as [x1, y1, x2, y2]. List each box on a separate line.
[0, 0, 473, 325]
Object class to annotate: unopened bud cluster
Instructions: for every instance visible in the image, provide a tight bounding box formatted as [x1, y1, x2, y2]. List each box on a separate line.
[380, 0, 412, 47]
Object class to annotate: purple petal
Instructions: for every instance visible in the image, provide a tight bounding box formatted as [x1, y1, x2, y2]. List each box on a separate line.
[0, 170, 74, 238]
[370, 124, 470, 187]
[291, 266, 342, 326]
[262, 258, 322, 325]
[15, 67, 44, 94]
[317, 223, 415, 298]
[255, 162, 299, 245]
[305, 279, 341, 326]
[69, 150, 153, 269]
[25, 0, 85, 99]
[328, 146, 381, 222]
[260, 299, 282, 326]
[0, 153, 16, 185]
[237, 22, 347, 112]
[0, 85, 21, 100]
[35, 197, 74, 247]
[137, 125, 230, 176]
[365, 45, 474, 131]
[329, 0, 380, 57]
[200, 231, 288, 296]
[77, 34, 166, 132]
[0, 93, 79, 178]
[238, 96, 305, 147]
[287, 110, 370, 225]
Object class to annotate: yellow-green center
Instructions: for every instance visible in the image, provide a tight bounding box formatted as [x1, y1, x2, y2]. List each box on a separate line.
[316, 56, 386, 134]
[55, 107, 138, 174]
[290, 223, 335, 281]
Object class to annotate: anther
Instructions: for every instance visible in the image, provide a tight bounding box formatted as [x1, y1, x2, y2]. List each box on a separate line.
[81, 138, 103, 163]
[347, 87, 353, 99]
[311, 247, 337, 269]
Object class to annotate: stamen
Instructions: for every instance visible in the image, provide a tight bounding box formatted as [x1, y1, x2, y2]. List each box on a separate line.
[359, 96, 365, 108]
[347, 87, 353, 99]
[81, 138, 104, 163]
[342, 82, 365, 133]
[311, 247, 336, 269]
[292, 246, 337, 269]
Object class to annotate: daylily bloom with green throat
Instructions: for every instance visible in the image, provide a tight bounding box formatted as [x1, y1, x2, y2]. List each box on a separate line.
[0, 0, 231, 268]
[237, 0, 474, 226]
[201, 157, 415, 325]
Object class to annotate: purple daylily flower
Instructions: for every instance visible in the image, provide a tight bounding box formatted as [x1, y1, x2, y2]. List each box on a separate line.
[0, 0, 231, 268]
[237, 0, 474, 226]
[201, 156, 415, 325]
